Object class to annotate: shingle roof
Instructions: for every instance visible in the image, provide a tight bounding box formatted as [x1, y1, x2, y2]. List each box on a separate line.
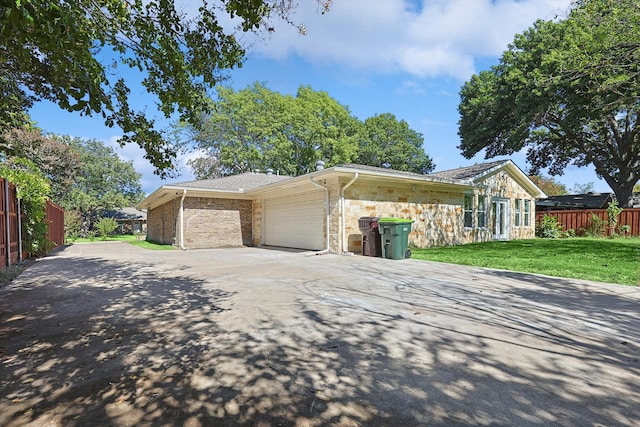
[337, 163, 428, 178]
[170, 172, 291, 191]
[101, 207, 147, 220]
[427, 160, 508, 181]
[536, 192, 614, 209]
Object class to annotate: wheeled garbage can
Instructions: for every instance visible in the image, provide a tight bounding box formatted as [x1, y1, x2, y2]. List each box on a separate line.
[358, 216, 382, 257]
[378, 218, 414, 260]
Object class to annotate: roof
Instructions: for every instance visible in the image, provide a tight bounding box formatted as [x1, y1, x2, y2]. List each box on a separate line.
[536, 192, 614, 209]
[101, 207, 147, 221]
[138, 160, 546, 210]
[428, 160, 509, 181]
[170, 172, 291, 191]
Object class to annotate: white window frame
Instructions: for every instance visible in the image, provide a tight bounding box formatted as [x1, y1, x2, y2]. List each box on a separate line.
[524, 199, 531, 227]
[514, 199, 522, 227]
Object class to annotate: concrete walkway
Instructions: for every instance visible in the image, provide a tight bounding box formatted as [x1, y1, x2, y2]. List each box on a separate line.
[1, 242, 639, 426]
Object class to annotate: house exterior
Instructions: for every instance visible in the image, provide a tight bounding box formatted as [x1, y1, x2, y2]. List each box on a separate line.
[100, 207, 147, 234]
[137, 160, 546, 253]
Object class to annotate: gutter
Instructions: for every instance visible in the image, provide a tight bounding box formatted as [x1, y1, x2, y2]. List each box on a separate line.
[179, 189, 187, 250]
[309, 176, 330, 253]
[340, 173, 359, 253]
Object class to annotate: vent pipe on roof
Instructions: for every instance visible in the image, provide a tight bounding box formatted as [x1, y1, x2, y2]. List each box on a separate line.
[316, 160, 325, 171]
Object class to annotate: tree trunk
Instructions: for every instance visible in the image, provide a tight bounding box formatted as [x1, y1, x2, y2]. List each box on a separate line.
[612, 182, 635, 208]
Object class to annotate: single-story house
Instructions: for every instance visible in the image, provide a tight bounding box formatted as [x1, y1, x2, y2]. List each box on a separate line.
[137, 160, 546, 253]
[536, 192, 615, 211]
[100, 207, 147, 234]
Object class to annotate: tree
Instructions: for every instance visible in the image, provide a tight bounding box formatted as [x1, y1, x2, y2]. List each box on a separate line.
[357, 113, 434, 173]
[529, 175, 568, 196]
[458, 0, 640, 207]
[185, 83, 363, 177]
[1, 127, 81, 202]
[184, 83, 434, 177]
[0, 1, 328, 177]
[0, 158, 50, 256]
[51, 135, 144, 233]
[571, 182, 595, 195]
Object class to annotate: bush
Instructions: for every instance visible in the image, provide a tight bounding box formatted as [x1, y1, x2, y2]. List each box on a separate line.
[536, 214, 563, 238]
[94, 217, 118, 241]
[585, 213, 606, 237]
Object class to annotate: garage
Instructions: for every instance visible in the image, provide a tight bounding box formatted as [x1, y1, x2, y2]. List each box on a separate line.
[263, 190, 325, 250]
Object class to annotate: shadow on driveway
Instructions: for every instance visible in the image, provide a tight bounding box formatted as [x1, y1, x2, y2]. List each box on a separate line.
[0, 243, 638, 426]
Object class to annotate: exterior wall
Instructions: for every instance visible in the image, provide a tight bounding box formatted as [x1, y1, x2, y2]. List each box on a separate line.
[147, 200, 178, 245]
[252, 199, 263, 246]
[340, 179, 481, 252]
[478, 171, 536, 240]
[183, 197, 252, 249]
[337, 171, 536, 253]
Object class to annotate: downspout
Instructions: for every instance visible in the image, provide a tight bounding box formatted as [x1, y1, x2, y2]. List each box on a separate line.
[179, 189, 187, 250]
[309, 176, 330, 253]
[340, 173, 359, 253]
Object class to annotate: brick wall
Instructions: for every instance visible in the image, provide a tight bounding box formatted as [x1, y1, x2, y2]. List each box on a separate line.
[147, 200, 178, 245]
[183, 197, 252, 249]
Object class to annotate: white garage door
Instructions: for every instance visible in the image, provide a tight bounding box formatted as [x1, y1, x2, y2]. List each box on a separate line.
[263, 191, 325, 250]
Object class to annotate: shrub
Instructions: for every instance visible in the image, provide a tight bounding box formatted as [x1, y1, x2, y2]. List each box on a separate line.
[585, 213, 606, 237]
[536, 214, 563, 238]
[94, 217, 118, 241]
[606, 201, 623, 237]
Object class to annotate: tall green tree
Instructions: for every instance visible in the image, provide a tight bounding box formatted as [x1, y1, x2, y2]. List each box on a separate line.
[458, 0, 640, 207]
[186, 83, 363, 177]
[0, 1, 328, 177]
[529, 175, 568, 196]
[1, 127, 81, 202]
[357, 113, 434, 173]
[185, 83, 433, 177]
[51, 136, 144, 232]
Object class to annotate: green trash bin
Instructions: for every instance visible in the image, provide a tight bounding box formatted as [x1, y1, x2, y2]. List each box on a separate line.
[378, 217, 414, 260]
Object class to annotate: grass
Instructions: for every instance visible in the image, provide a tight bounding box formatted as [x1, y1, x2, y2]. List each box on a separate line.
[411, 237, 640, 286]
[68, 234, 174, 250]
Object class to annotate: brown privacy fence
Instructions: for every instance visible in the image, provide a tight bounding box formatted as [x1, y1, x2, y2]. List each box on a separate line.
[1, 177, 65, 269]
[535, 208, 640, 236]
[45, 201, 65, 248]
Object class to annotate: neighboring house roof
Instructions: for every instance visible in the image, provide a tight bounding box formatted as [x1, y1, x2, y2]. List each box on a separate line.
[138, 160, 546, 210]
[536, 192, 614, 209]
[101, 207, 147, 221]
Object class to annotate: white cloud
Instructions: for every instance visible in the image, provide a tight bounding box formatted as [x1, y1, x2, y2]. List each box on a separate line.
[105, 136, 197, 195]
[249, 0, 573, 80]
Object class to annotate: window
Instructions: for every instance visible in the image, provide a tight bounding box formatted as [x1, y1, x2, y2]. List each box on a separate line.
[514, 199, 521, 227]
[477, 195, 487, 228]
[464, 194, 473, 228]
[524, 199, 531, 226]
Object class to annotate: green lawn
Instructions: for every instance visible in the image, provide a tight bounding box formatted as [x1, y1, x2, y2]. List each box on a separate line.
[68, 235, 174, 250]
[411, 238, 640, 286]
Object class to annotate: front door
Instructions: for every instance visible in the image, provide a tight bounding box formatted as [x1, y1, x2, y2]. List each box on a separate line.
[492, 199, 509, 240]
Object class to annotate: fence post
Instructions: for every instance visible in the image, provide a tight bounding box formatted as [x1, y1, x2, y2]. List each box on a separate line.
[4, 178, 10, 267]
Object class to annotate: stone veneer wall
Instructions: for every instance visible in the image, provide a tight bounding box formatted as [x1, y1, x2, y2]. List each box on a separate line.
[182, 197, 252, 249]
[147, 199, 178, 245]
[337, 171, 536, 253]
[479, 171, 536, 240]
[252, 199, 263, 246]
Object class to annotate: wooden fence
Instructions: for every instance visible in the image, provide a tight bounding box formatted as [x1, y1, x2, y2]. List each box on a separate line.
[45, 201, 65, 248]
[1, 177, 22, 267]
[1, 177, 65, 269]
[535, 208, 640, 236]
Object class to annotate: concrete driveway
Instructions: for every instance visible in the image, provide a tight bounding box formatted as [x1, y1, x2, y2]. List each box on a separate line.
[0, 242, 638, 426]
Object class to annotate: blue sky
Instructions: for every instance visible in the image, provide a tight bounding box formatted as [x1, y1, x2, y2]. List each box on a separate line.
[28, 0, 611, 196]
